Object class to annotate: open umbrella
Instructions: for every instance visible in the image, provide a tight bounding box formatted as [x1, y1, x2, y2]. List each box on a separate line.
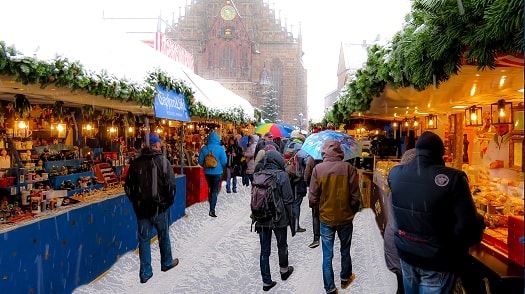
[255, 123, 290, 138]
[277, 123, 295, 135]
[301, 130, 362, 161]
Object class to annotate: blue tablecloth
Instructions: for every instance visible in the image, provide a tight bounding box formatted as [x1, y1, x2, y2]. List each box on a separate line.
[0, 175, 186, 293]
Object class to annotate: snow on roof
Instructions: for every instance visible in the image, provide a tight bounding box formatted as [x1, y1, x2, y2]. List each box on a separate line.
[342, 41, 370, 70]
[0, 6, 253, 117]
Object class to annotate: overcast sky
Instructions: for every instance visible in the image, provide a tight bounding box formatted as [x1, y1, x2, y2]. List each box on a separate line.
[2, 0, 411, 121]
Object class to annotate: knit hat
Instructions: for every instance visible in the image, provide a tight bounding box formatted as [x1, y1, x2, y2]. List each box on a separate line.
[415, 131, 444, 156]
[149, 133, 162, 144]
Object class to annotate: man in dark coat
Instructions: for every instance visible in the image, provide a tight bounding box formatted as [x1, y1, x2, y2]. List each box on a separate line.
[124, 133, 178, 284]
[388, 131, 485, 293]
[254, 150, 295, 291]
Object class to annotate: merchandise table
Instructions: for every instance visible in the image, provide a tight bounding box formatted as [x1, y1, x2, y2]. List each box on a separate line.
[0, 175, 186, 294]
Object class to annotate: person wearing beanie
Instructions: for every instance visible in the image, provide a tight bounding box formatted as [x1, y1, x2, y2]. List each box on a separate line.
[124, 133, 178, 283]
[387, 131, 485, 293]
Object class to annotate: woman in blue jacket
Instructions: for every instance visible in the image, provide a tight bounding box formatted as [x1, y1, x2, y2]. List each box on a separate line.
[198, 131, 227, 217]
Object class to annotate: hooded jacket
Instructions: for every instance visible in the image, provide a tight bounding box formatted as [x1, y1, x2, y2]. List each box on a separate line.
[387, 131, 485, 272]
[125, 147, 176, 218]
[308, 139, 361, 226]
[254, 150, 295, 235]
[244, 134, 259, 175]
[198, 132, 227, 175]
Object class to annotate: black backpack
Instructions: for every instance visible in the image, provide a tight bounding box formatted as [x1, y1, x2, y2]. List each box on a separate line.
[125, 155, 173, 217]
[250, 170, 282, 227]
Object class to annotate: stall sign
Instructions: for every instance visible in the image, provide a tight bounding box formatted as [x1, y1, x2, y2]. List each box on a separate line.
[154, 85, 191, 122]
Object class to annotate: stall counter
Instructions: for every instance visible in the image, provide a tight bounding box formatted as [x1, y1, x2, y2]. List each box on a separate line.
[0, 175, 186, 294]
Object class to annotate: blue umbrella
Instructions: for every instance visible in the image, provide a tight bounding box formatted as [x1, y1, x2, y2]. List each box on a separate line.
[301, 130, 362, 161]
[239, 135, 249, 149]
[277, 123, 295, 134]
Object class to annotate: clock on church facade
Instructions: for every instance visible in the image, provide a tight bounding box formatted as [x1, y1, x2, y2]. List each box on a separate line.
[167, 0, 307, 126]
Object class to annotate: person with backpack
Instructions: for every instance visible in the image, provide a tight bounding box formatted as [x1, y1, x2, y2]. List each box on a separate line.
[252, 150, 295, 291]
[284, 130, 308, 233]
[225, 136, 242, 193]
[309, 139, 361, 294]
[124, 133, 178, 284]
[198, 131, 227, 217]
[304, 155, 323, 248]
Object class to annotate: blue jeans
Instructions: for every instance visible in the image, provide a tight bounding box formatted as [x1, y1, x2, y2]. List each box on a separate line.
[258, 227, 289, 285]
[225, 167, 237, 192]
[137, 209, 173, 280]
[400, 259, 455, 294]
[205, 174, 222, 213]
[320, 222, 354, 293]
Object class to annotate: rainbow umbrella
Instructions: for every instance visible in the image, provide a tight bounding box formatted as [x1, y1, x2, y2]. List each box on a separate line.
[255, 123, 290, 138]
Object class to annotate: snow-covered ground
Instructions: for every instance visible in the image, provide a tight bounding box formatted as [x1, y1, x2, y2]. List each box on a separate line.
[73, 183, 397, 294]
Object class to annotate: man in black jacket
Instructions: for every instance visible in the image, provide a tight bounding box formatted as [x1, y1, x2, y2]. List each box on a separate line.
[124, 133, 178, 284]
[388, 131, 485, 293]
[253, 150, 295, 291]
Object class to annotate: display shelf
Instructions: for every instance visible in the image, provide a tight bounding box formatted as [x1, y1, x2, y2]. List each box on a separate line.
[66, 184, 105, 197]
[43, 159, 86, 172]
[93, 163, 119, 186]
[48, 171, 94, 190]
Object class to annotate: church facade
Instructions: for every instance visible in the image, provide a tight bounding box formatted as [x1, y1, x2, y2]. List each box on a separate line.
[167, 0, 307, 126]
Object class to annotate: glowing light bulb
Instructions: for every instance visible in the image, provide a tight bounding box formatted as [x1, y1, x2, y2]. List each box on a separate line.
[57, 124, 64, 132]
[470, 112, 477, 121]
[128, 127, 133, 133]
[86, 124, 93, 131]
[429, 119, 434, 126]
[18, 121, 27, 128]
[499, 108, 505, 117]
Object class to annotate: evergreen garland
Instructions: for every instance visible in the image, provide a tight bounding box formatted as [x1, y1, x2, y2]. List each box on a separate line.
[327, 0, 523, 126]
[0, 41, 255, 124]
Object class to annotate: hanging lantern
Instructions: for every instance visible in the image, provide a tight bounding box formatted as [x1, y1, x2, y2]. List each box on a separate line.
[82, 122, 97, 138]
[14, 118, 30, 138]
[464, 105, 483, 127]
[403, 117, 410, 130]
[412, 116, 419, 128]
[392, 119, 398, 129]
[50, 122, 67, 138]
[490, 99, 513, 125]
[107, 125, 119, 137]
[425, 114, 438, 129]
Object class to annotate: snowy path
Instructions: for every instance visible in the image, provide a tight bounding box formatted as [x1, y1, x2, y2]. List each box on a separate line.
[73, 183, 396, 294]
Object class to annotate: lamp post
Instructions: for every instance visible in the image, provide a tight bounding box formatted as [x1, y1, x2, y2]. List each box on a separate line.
[294, 112, 305, 131]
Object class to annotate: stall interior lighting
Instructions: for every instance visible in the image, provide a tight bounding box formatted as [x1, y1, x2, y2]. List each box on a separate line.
[490, 99, 513, 125]
[464, 105, 483, 127]
[424, 114, 438, 130]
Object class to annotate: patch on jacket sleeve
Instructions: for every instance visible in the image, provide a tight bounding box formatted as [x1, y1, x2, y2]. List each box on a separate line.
[434, 174, 449, 186]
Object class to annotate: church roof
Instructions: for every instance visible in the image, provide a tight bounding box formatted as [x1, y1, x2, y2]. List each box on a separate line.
[341, 41, 370, 71]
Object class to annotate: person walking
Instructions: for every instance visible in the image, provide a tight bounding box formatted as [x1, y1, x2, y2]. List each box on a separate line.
[198, 131, 227, 217]
[383, 148, 416, 294]
[225, 136, 242, 193]
[244, 134, 259, 185]
[284, 130, 308, 233]
[253, 150, 295, 291]
[309, 139, 361, 294]
[304, 155, 323, 248]
[388, 131, 485, 294]
[124, 133, 178, 284]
